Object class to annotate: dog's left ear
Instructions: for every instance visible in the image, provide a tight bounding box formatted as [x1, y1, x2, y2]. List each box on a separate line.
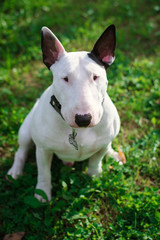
[41, 27, 65, 69]
[90, 24, 116, 68]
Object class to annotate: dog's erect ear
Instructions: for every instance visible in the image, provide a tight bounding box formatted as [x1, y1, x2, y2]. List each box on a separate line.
[90, 24, 116, 68]
[41, 27, 65, 69]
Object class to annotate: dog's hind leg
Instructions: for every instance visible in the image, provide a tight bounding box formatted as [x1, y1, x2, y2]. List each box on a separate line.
[106, 143, 123, 165]
[7, 104, 36, 179]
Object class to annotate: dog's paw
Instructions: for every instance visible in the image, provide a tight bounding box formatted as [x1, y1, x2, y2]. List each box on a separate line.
[34, 193, 49, 203]
[7, 167, 23, 180]
[107, 149, 124, 165]
[34, 191, 51, 203]
[35, 184, 51, 202]
[112, 152, 123, 165]
[87, 167, 102, 177]
[107, 146, 126, 165]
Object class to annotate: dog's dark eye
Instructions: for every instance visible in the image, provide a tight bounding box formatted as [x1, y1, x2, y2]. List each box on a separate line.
[93, 75, 99, 81]
[63, 77, 69, 82]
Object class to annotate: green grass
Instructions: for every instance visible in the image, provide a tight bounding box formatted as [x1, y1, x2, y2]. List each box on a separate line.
[0, 0, 160, 239]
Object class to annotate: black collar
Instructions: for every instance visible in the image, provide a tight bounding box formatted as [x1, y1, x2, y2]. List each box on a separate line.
[50, 95, 64, 120]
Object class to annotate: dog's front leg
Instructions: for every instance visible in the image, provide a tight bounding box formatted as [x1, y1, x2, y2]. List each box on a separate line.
[87, 148, 107, 177]
[34, 147, 53, 202]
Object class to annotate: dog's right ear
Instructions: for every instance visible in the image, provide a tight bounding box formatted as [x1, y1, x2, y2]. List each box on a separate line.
[41, 27, 65, 69]
[89, 24, 116, 69]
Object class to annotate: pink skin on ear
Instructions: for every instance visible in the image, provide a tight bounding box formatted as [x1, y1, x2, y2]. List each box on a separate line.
[48, 38, 65, 63]
[102, 55, 115, 65]
[55, 41, 65, 60]
[50, 49, 59, 61]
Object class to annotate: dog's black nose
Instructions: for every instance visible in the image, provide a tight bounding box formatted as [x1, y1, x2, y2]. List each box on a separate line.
[75, 113, 92, 127]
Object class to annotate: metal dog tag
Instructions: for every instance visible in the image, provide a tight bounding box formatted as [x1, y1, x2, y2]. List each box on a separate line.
[68, 129, 78, 151]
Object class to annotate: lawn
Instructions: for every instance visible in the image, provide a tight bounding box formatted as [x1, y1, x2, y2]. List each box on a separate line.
[0, 0, 160, 239]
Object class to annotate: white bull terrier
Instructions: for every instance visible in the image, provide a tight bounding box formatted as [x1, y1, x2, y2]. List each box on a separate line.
[7, 24, 121, 202]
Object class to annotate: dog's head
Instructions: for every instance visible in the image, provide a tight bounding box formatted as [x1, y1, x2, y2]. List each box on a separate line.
[41, 25, 116, 128]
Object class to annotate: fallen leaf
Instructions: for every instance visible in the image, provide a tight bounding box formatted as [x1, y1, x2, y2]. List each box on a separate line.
[118, 145, 126, 164]
[109, 165, 113, 170]
[3, 232, 25, 240]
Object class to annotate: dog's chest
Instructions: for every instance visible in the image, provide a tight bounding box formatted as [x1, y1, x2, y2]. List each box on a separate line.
[50, 127, 106, 162]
